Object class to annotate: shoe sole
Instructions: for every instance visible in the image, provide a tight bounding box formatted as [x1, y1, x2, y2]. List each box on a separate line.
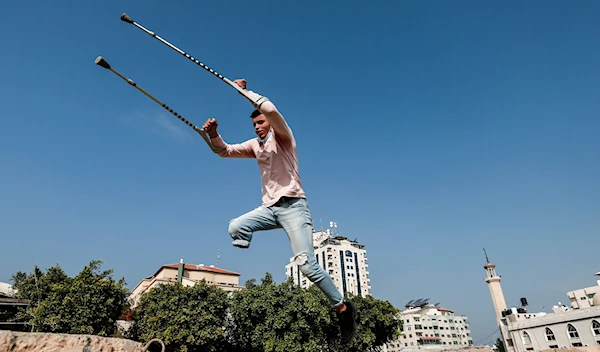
[342, 301, 357, 344]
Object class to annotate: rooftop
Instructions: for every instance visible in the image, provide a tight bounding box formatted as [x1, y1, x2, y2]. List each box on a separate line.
[156, 263, 240, 277]
[437, 307, 455, 313]
[0, 282, 16, 298]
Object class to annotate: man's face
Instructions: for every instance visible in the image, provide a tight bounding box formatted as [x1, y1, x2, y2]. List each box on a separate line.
[252, 114, 270, 139]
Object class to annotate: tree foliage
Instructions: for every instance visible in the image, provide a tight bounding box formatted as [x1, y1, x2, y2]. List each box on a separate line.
[10, 263, 402, 351]
[226, 275, 335, 352]
[224, 273, 401, 352]
[11, 260, 128, 336]
[341, 294, 401, 351]
[11, 264, 68, 304]
[127, 280, 231, 352]
[495, 337, 506, 352]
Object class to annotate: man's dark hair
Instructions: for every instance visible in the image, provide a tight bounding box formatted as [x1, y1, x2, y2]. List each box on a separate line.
[250, 109, 262, 119]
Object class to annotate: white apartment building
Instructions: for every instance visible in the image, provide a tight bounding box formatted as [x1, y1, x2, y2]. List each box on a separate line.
[483, 251, 600, 352]
[384, 298, 473, 352]
[285, 227, 371, 298]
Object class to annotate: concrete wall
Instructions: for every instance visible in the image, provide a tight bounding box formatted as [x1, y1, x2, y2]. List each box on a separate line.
[0, 330, 150, 352]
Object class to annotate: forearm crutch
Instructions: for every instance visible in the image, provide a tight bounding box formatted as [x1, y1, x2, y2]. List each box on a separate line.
[120, 13, 260, 106]
[94, 56, 225, 153]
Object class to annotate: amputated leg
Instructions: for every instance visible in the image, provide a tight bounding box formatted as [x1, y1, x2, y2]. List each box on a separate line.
[228, 205, 279, 248]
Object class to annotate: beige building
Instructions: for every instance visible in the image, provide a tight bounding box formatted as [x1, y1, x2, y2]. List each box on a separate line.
[129, 259, 243, 307]
[384, 298, 474, 352]
[483, 252, 600, 352]
[285, 226, 371, 298]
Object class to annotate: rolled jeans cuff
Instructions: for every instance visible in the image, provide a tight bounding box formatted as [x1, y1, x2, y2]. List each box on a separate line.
[232, 239, 250, 248]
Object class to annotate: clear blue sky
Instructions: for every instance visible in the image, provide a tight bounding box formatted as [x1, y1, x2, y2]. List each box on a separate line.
[1, 0, 599, 345]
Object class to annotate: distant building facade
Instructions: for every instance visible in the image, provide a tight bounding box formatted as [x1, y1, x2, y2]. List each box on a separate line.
[483, 251, 600, 351]
[284, 227, 371, 298]
[384, 298, 474, 352]
[0, 282, 28, 331]
[129, 259, 243, 308]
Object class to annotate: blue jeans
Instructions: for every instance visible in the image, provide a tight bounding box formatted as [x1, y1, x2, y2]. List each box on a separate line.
[228, 196, 344, 307]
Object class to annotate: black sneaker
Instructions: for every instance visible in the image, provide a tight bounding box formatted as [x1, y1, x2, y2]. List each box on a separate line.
[337, 300, 356, 344]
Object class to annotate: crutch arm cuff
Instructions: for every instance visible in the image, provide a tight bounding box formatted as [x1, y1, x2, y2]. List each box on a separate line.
[253, 96, 269, 109]
[244, 90, 270, 109]
[195, 128, 226, 153]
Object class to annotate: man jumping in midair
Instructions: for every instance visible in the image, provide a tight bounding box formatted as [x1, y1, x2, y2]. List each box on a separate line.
[201, 78, 356, 344]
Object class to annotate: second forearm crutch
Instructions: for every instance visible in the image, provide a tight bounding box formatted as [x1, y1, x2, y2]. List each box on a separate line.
[94, 56, 225, 153]
[120, 13, 258, 105]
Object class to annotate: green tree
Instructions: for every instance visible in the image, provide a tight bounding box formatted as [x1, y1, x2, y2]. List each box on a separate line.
[128, 280, 231, 352]
[11, 264, 69, 304]
[10, 260, 128, 336]
[335, 294, 401, 351]
[227, 273, 401, 352]
[227, 274, 334, 352]
[495, 337, 506, 352]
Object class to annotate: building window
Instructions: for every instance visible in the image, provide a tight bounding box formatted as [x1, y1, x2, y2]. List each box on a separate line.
[592, 320, 600, 336]
[339, 250, 346, 295]
[567, 324, 579, 339]
[522, 331, 532, 345]
[545, 328, 556, 341]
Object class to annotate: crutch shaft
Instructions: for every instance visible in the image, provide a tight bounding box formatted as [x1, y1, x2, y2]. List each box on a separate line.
[120, 13, 256, 103]
[94, 56, 224, 153]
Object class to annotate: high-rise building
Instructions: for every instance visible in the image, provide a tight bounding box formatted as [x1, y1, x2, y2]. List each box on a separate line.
[384, 298, 473, 352]
[285, 224, 371, 298]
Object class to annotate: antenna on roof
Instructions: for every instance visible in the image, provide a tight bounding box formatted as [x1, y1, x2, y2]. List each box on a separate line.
[215, 249, 220, 267]
[483, 248, 490, 263]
